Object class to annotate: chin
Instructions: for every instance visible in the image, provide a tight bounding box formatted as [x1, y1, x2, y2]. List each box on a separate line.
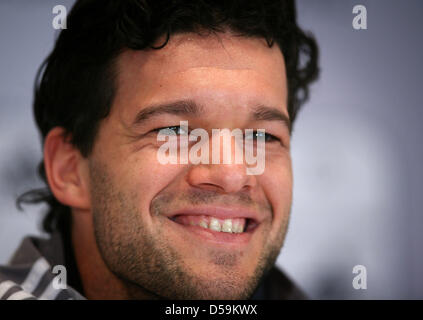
[169, 270, 260, 300]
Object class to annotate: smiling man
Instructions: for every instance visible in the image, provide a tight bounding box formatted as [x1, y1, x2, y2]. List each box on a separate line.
[0, 0, 318, 300]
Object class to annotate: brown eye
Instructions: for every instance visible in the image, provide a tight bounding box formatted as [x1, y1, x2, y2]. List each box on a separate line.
[245, 130, 279, 142]
[154, 125, 189, 135]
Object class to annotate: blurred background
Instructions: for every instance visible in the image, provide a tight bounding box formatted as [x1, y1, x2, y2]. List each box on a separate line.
[0, 0, 422, 299]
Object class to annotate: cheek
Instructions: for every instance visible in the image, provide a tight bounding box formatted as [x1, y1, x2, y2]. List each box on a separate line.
[113, 148, 185, 211]
[260, 154, 293, 224]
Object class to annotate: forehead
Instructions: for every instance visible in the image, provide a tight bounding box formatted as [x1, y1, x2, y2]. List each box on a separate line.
[119, 32, 285, 74]
[113, 32, 288, 119]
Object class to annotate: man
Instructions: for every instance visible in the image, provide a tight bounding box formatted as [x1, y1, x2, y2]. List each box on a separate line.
[0, 0, 318, 300]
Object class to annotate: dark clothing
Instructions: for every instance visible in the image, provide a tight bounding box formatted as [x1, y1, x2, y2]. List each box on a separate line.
[0, 232, 306, 300]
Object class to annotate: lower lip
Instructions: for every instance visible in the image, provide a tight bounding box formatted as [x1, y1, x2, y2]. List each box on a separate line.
[167, 218, 256, 246]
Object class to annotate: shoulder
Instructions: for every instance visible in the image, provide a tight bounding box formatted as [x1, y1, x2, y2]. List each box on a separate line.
[0, 236, 85, 300]
[0, 257, 48, 300]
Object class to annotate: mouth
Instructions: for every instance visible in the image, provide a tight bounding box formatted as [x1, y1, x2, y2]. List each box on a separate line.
[169, 215, 258, 233]
[166, 207, 262, 245]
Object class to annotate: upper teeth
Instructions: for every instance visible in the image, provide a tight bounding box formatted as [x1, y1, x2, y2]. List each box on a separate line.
[209, 218, 221, 232]
[205, 217, 244, 233]
[172, 215, 246, 233]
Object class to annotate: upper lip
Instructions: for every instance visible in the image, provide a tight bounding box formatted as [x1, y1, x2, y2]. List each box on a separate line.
[166, 205, 263, 223]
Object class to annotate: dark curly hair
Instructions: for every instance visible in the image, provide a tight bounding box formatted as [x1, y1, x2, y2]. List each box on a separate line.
[17, 0, 319, 237]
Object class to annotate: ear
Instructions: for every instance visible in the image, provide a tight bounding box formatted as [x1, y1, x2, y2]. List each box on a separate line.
[44, 127, 91, 210]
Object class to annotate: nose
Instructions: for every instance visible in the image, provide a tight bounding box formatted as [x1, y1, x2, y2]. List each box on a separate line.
[186, 130, 257, 194]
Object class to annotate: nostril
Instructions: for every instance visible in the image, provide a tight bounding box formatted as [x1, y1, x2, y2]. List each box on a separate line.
[186, 163, 255, 194]
[200, 183, 224, 191]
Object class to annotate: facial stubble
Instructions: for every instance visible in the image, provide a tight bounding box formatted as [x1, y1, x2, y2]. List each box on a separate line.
[89, 160, 290, 299]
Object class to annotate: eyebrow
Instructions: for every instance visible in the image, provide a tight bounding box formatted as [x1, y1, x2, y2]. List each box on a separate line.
[250, 105, 291, 133]
[132, 99, 291, 132]
[132, 100, 203, 127]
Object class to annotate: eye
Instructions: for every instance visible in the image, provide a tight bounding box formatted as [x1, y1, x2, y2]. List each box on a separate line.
[245, 130, 279, 143]
[154, 125, 189, 136]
